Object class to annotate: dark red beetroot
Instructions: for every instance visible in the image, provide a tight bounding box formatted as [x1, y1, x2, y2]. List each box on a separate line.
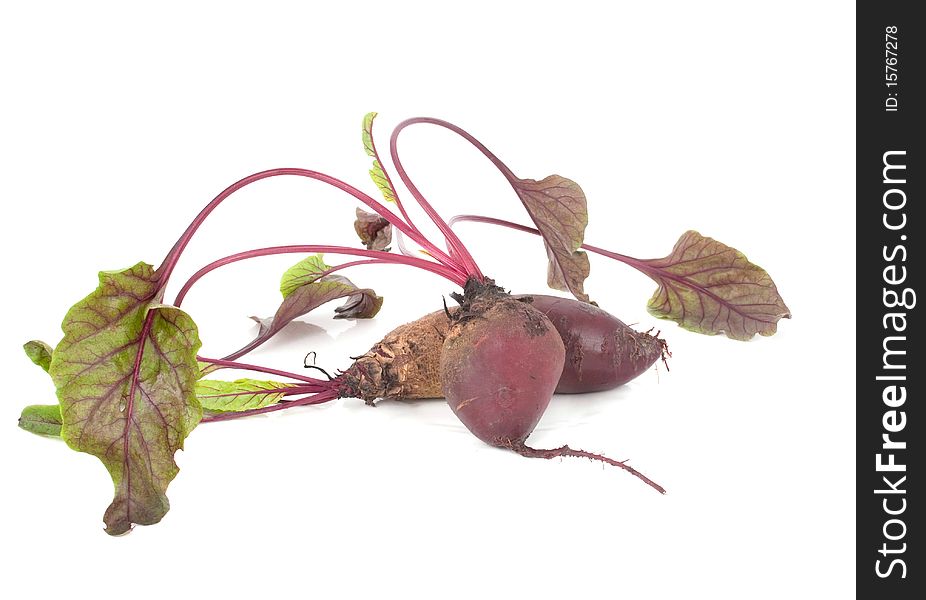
[519, 295, 668, 394]
[438, 280, 666, 493]
[441, 288, 565, 447]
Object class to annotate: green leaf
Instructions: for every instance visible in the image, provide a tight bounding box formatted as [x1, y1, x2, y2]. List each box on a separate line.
[361, 112, 378, 157]
[642, 231, 792, 340]
[362, 112, 398, 203]
[23, 340, 54, 372]
[196, 379, 294, 412]
[512, 175, 592, 303]
[19, 404, 63, 437]
[49, 262, 202, 535]
[280, 254, 330, 298]
[354, 207, 392, 251]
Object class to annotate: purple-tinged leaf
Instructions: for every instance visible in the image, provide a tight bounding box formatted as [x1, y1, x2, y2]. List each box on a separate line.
[279, 254, 383, 317]
[640, 231, 791, 340]
[354, 207, 392, 251]
[48, 262, 202, 535]
[226, 257, 383, 359]
[268, 275, 382, 333]
[512, 175, 591, 303]
[329, 275, 385, 318]
[279, 255, 383, 319]
[329, 276, 383, 319]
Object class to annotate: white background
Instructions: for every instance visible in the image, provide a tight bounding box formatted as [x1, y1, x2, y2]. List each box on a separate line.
[0, 2, 854, 598]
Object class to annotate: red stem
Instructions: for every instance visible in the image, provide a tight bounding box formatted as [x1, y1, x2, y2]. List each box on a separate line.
[197, 356, 332, 385]
[119, 308, 158, 526]
[450, 214, 758, 319]
[390, 120, 485, 281]
[391, 118, 552, 280]
[398, 118, 518, 181]
[174, 245, 467, 307]
[450, 213, 651, 270]
[306, 259, 380, 280]
[393, 229, 417, 258]
[201, 389, 340, 423]
[156, 168, 464, 289]
[366, 117, 451, 265]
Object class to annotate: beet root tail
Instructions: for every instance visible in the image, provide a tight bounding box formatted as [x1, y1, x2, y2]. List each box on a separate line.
[507, 441, 667, 495]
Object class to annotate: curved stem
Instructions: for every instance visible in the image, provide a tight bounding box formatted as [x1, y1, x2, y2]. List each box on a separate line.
[201, 389, 340, 423]
[390, 120, 484, 281]
[175, 257, 379, 307]
[156, 168, 463, 288]
[399, 117, 518, 182]
[197, 356, 332, 385]
[450, 214, 758, 321]
[174, 244, 467, 307]
[366, 118, 452, 266]
[449, 214, 536, 235]
[450, 214, 647, 271]
[393, 229, 418, 258]
[308, 259, 380, 280]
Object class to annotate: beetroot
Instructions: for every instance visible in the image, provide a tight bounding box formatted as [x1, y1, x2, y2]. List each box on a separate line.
[441, 285, 565, 447]
[435, 280, 665, 493]
[522, 295, 667, 394]
[338, 294, 666, 402]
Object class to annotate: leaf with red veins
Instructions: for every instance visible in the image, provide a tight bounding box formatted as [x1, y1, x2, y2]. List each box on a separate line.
[196, 378, 295, 412]
[279, 254, 383, 318]
[48, 262, 202, 535]
[512, 175, 591, 303]
[263, 274, 382, 336]
[353, 207, 392, 251]
[329, 275, 385, 318]
[641, 231, 791, 340]
[362, 112, 399, 204]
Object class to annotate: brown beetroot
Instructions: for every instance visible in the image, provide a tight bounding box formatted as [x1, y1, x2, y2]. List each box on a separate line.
[337, 312, 447, 403]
